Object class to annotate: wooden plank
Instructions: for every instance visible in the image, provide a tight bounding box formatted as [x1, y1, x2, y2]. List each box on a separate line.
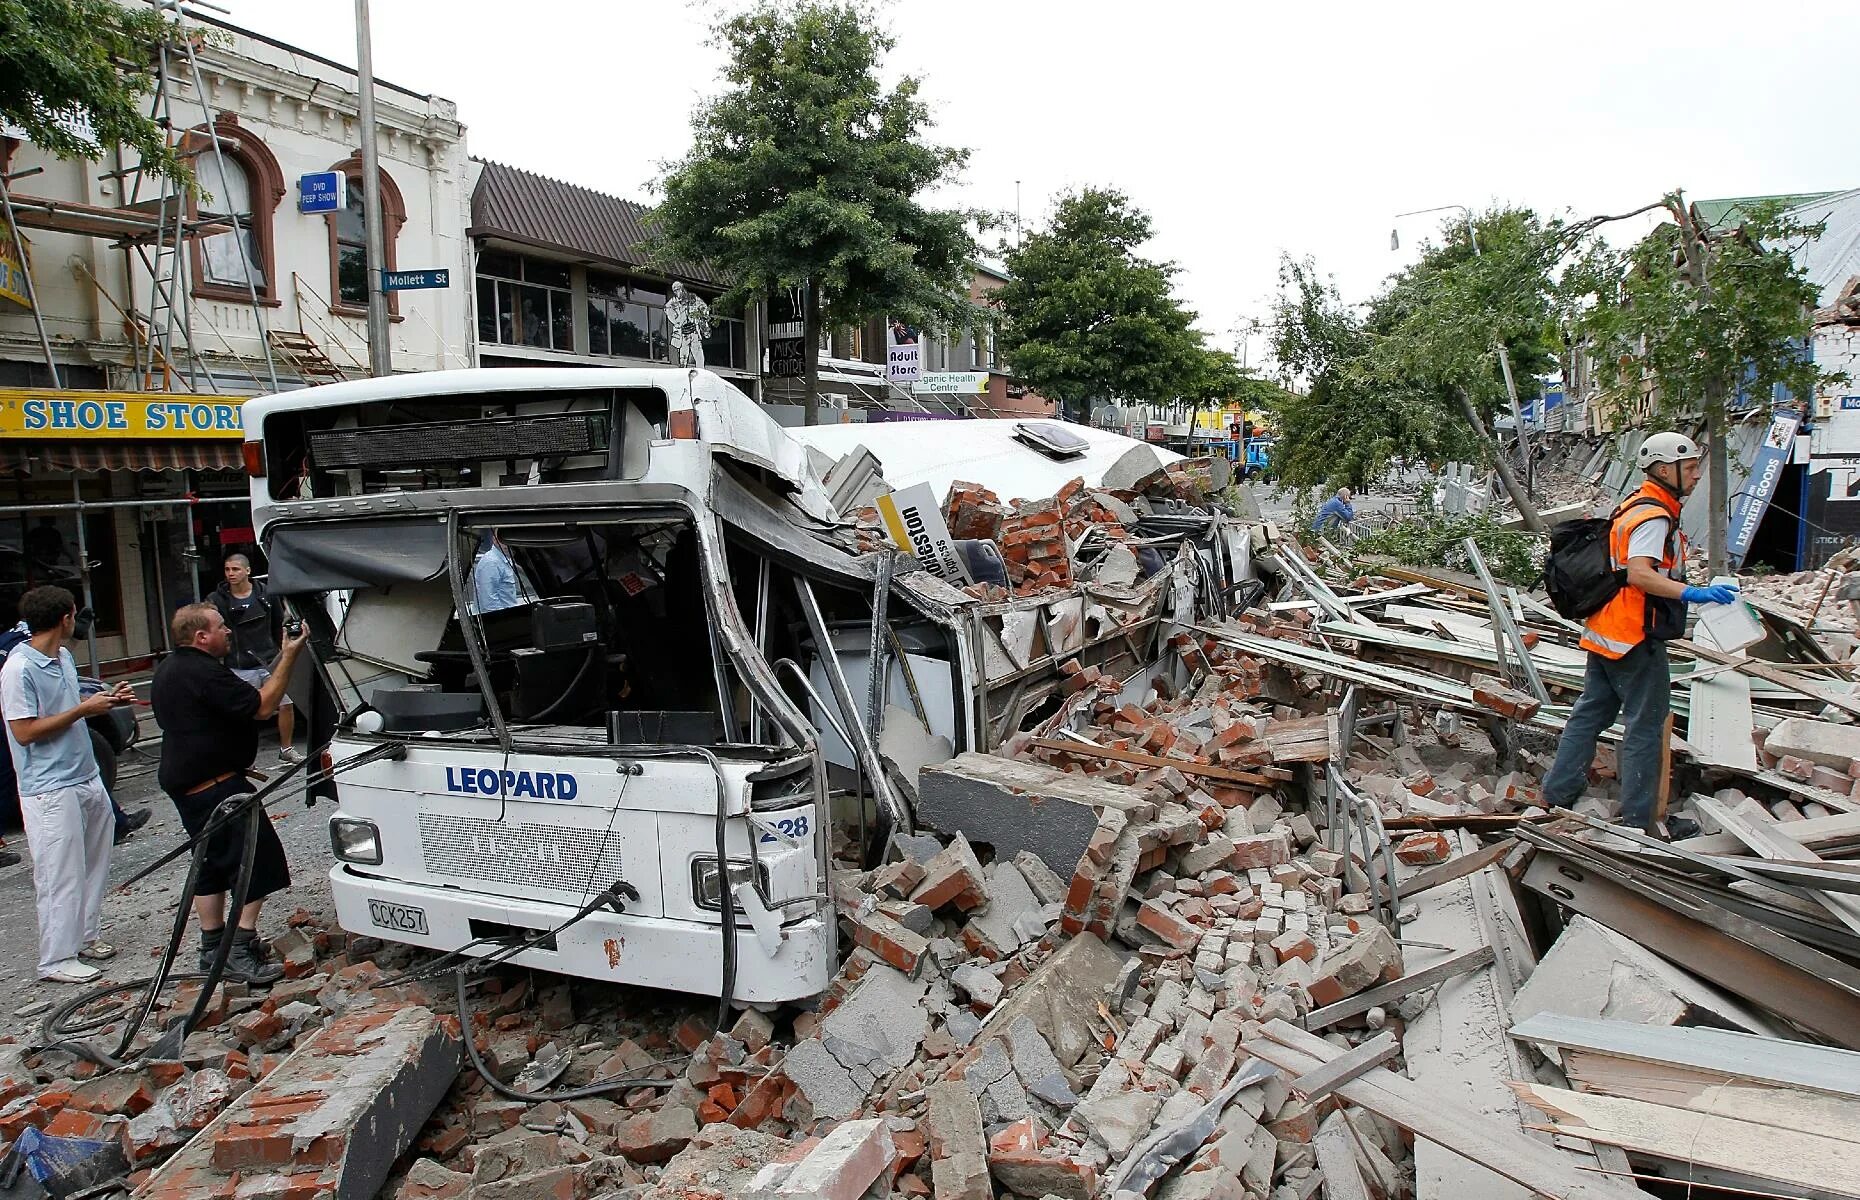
[1302, 945, 1496, 1030]
[1673, 636, 1860, 718]
[1382, 812, 1554, 833]
[1675, 809, 1860, 856]
[1514, 1083, 1860, 1197]
[1508, 1012, 1860, 1100]
[1291, 1031, 1399, 1101]
[1027, 737, 1273, 787]
[1249, 1022, 1637, 1200]
[1560, 1050, 1860, 1144]
[1399, 838, 1517, 897]
[1312, 1112, 1372, 1200]
[1654, 712, 1673, 825]
[1694, 795, 1860, 938]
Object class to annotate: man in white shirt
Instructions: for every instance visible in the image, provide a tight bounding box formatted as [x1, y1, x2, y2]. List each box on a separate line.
[1, 587, 134, 983]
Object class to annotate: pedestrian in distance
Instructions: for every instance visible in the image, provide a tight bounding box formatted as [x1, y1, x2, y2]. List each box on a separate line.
[1543, 432, 1738, 835]
[211, 554, 300, 764]
[1312, 488, 1355, 538]
[0, 586, 133, 984]
[150, 602, 308, 985]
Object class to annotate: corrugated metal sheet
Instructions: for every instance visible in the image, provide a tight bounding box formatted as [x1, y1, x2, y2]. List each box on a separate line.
[469, 160, 725, 287]
[1784, 188, 1860, 308]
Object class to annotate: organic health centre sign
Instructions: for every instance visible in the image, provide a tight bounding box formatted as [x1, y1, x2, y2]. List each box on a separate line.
[0, 389, 249, 439]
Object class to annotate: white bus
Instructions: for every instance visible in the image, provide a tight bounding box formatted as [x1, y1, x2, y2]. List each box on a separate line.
[244, 368, 1213, 1004]
[243, 368, 918, 1004]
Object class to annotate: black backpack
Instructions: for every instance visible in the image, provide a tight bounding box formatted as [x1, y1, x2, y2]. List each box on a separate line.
[1543, 496, 1671, 619]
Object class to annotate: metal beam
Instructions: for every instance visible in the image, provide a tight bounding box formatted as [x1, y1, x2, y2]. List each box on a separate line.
[1517, 838, 1860, 1049]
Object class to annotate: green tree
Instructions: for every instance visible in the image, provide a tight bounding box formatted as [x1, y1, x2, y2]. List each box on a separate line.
[1269, 209, 1567, 523]
[0, 0, 189, 184]
[653, 1, 977, 424]
[1563, 192, 1828, 571]
[1267, 256, 1480, 491]
[995, 187, 1203, 422]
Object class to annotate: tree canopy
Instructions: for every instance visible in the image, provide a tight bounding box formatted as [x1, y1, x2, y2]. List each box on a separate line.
[1562, 194, 1825, 427]
[1267, 208, 1566, 507]
[1562, 192, 1829, 569]
[995, 187, 1211, 421]
[0, 0, 189, 184]
[653, 1, 977, 423]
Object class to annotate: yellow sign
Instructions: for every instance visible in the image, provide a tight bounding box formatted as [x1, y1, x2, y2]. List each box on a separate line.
[0, 389, 250, 439]
[0, 223, 30, 311]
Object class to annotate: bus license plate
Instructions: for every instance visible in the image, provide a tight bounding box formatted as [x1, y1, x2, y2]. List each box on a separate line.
[368, 900, 428, 936]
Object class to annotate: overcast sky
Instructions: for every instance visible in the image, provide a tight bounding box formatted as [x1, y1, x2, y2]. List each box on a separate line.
[245, 0, 1854, 371]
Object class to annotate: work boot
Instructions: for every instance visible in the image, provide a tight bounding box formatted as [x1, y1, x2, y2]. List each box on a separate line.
[198, 926, 226, 975]
[228, 928, 283, 986]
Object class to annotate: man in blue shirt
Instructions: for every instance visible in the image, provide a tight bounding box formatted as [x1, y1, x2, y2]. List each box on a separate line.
[471, 531, 527, 614]
[0, 587, 134, 983]
[1312, 488, 1356, 537]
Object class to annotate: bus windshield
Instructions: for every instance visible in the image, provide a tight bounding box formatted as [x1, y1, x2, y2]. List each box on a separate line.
[276, 509, 737, 746]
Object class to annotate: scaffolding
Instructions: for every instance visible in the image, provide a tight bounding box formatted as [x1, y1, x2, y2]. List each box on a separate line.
[0, 0, 282, 396]
[0, 2, 297, 671]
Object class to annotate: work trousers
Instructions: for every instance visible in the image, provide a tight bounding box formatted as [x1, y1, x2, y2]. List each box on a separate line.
[20, 777, 113, 975]
[1543, 640, 1671, 831]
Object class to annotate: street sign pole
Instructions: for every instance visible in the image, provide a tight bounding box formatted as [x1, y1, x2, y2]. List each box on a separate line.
[355, 0, 392, 377]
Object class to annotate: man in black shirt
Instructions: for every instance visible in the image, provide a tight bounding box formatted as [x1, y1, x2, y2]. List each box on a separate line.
[151, 602, 306, 984]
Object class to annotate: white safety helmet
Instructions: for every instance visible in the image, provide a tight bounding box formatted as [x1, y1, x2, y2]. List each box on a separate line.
[1637, 432, 1703, 470]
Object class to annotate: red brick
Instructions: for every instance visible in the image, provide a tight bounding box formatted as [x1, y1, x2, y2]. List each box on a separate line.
[1395, 832, 1450, 865]
[671, 1014, 713, 1054]
[1134, 900, 1199, 953]
[213, 1122, 342, 1171]
[851, 912, 929, 973]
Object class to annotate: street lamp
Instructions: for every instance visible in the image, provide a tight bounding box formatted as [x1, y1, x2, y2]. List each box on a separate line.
[1390, 203, 1532, 470]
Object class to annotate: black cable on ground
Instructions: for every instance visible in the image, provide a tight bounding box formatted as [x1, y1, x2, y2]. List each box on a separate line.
[454, 967, 682, 1102]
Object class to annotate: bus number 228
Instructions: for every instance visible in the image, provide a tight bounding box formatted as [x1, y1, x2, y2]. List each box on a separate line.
[760, 815, 809, 844]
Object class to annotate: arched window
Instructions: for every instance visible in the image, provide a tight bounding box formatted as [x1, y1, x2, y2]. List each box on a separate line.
[187, 116, 283, 305]
[323, 152, 405, 318]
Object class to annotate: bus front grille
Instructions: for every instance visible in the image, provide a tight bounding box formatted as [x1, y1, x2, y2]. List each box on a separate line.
[417, 812, 627, 896]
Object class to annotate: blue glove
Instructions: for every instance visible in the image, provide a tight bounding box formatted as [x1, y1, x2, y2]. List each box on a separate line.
[1682, 584, 1740, 605]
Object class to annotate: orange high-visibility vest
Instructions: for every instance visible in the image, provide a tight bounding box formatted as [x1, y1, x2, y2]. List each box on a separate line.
[1579, 481, 1685, 659]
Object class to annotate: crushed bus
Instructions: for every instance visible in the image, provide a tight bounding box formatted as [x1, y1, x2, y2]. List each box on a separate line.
[243, 368, 1253, 1005]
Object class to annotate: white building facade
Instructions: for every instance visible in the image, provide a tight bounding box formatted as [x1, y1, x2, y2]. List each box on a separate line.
[0, 14, 471, 670]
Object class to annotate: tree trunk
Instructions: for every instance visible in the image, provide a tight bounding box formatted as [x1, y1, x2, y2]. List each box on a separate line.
[1456, 389, 1545, 532]
[1670, 198, 1730, 574]
[1705, 374, 1729, 574]
[803, 277, 821, 427]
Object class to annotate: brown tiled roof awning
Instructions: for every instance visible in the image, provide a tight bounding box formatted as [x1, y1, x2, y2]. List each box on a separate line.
[469, 159, 727, 288]
[0, 440, 243, 473]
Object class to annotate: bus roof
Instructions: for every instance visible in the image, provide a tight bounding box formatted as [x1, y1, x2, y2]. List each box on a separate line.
[240, 367, 715, 429]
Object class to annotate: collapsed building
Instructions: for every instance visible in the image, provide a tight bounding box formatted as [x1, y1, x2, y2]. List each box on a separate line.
[1, 373, 1857, 1200]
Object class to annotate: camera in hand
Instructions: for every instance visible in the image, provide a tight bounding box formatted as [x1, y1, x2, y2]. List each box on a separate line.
[283, 616, 304, 638]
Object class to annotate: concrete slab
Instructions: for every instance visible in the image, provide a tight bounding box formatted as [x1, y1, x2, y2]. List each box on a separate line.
[1510, 915, 1784, 1048]
[135, 1005, 460, 1200]
[956, 933, 1123, 1072]
[821, 965, 929, 1073]
[1766, 717, 1858, 771]
[918, 752, 1156, 877]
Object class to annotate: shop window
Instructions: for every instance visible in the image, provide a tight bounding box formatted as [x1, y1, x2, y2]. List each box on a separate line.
[323, 152, 405, 317]
[477, 254, 574, 352]
[585, 272, 742, 368]
[187, 117, 283, 306]
[3, 497, 121, 638]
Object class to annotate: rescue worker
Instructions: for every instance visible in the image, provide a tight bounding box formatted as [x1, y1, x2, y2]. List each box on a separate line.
[1543, 432, 1739, 833]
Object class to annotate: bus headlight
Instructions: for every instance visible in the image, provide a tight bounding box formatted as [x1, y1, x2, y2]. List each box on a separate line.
[691, 858, 767, 911]
[330, 818, 383, 865]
